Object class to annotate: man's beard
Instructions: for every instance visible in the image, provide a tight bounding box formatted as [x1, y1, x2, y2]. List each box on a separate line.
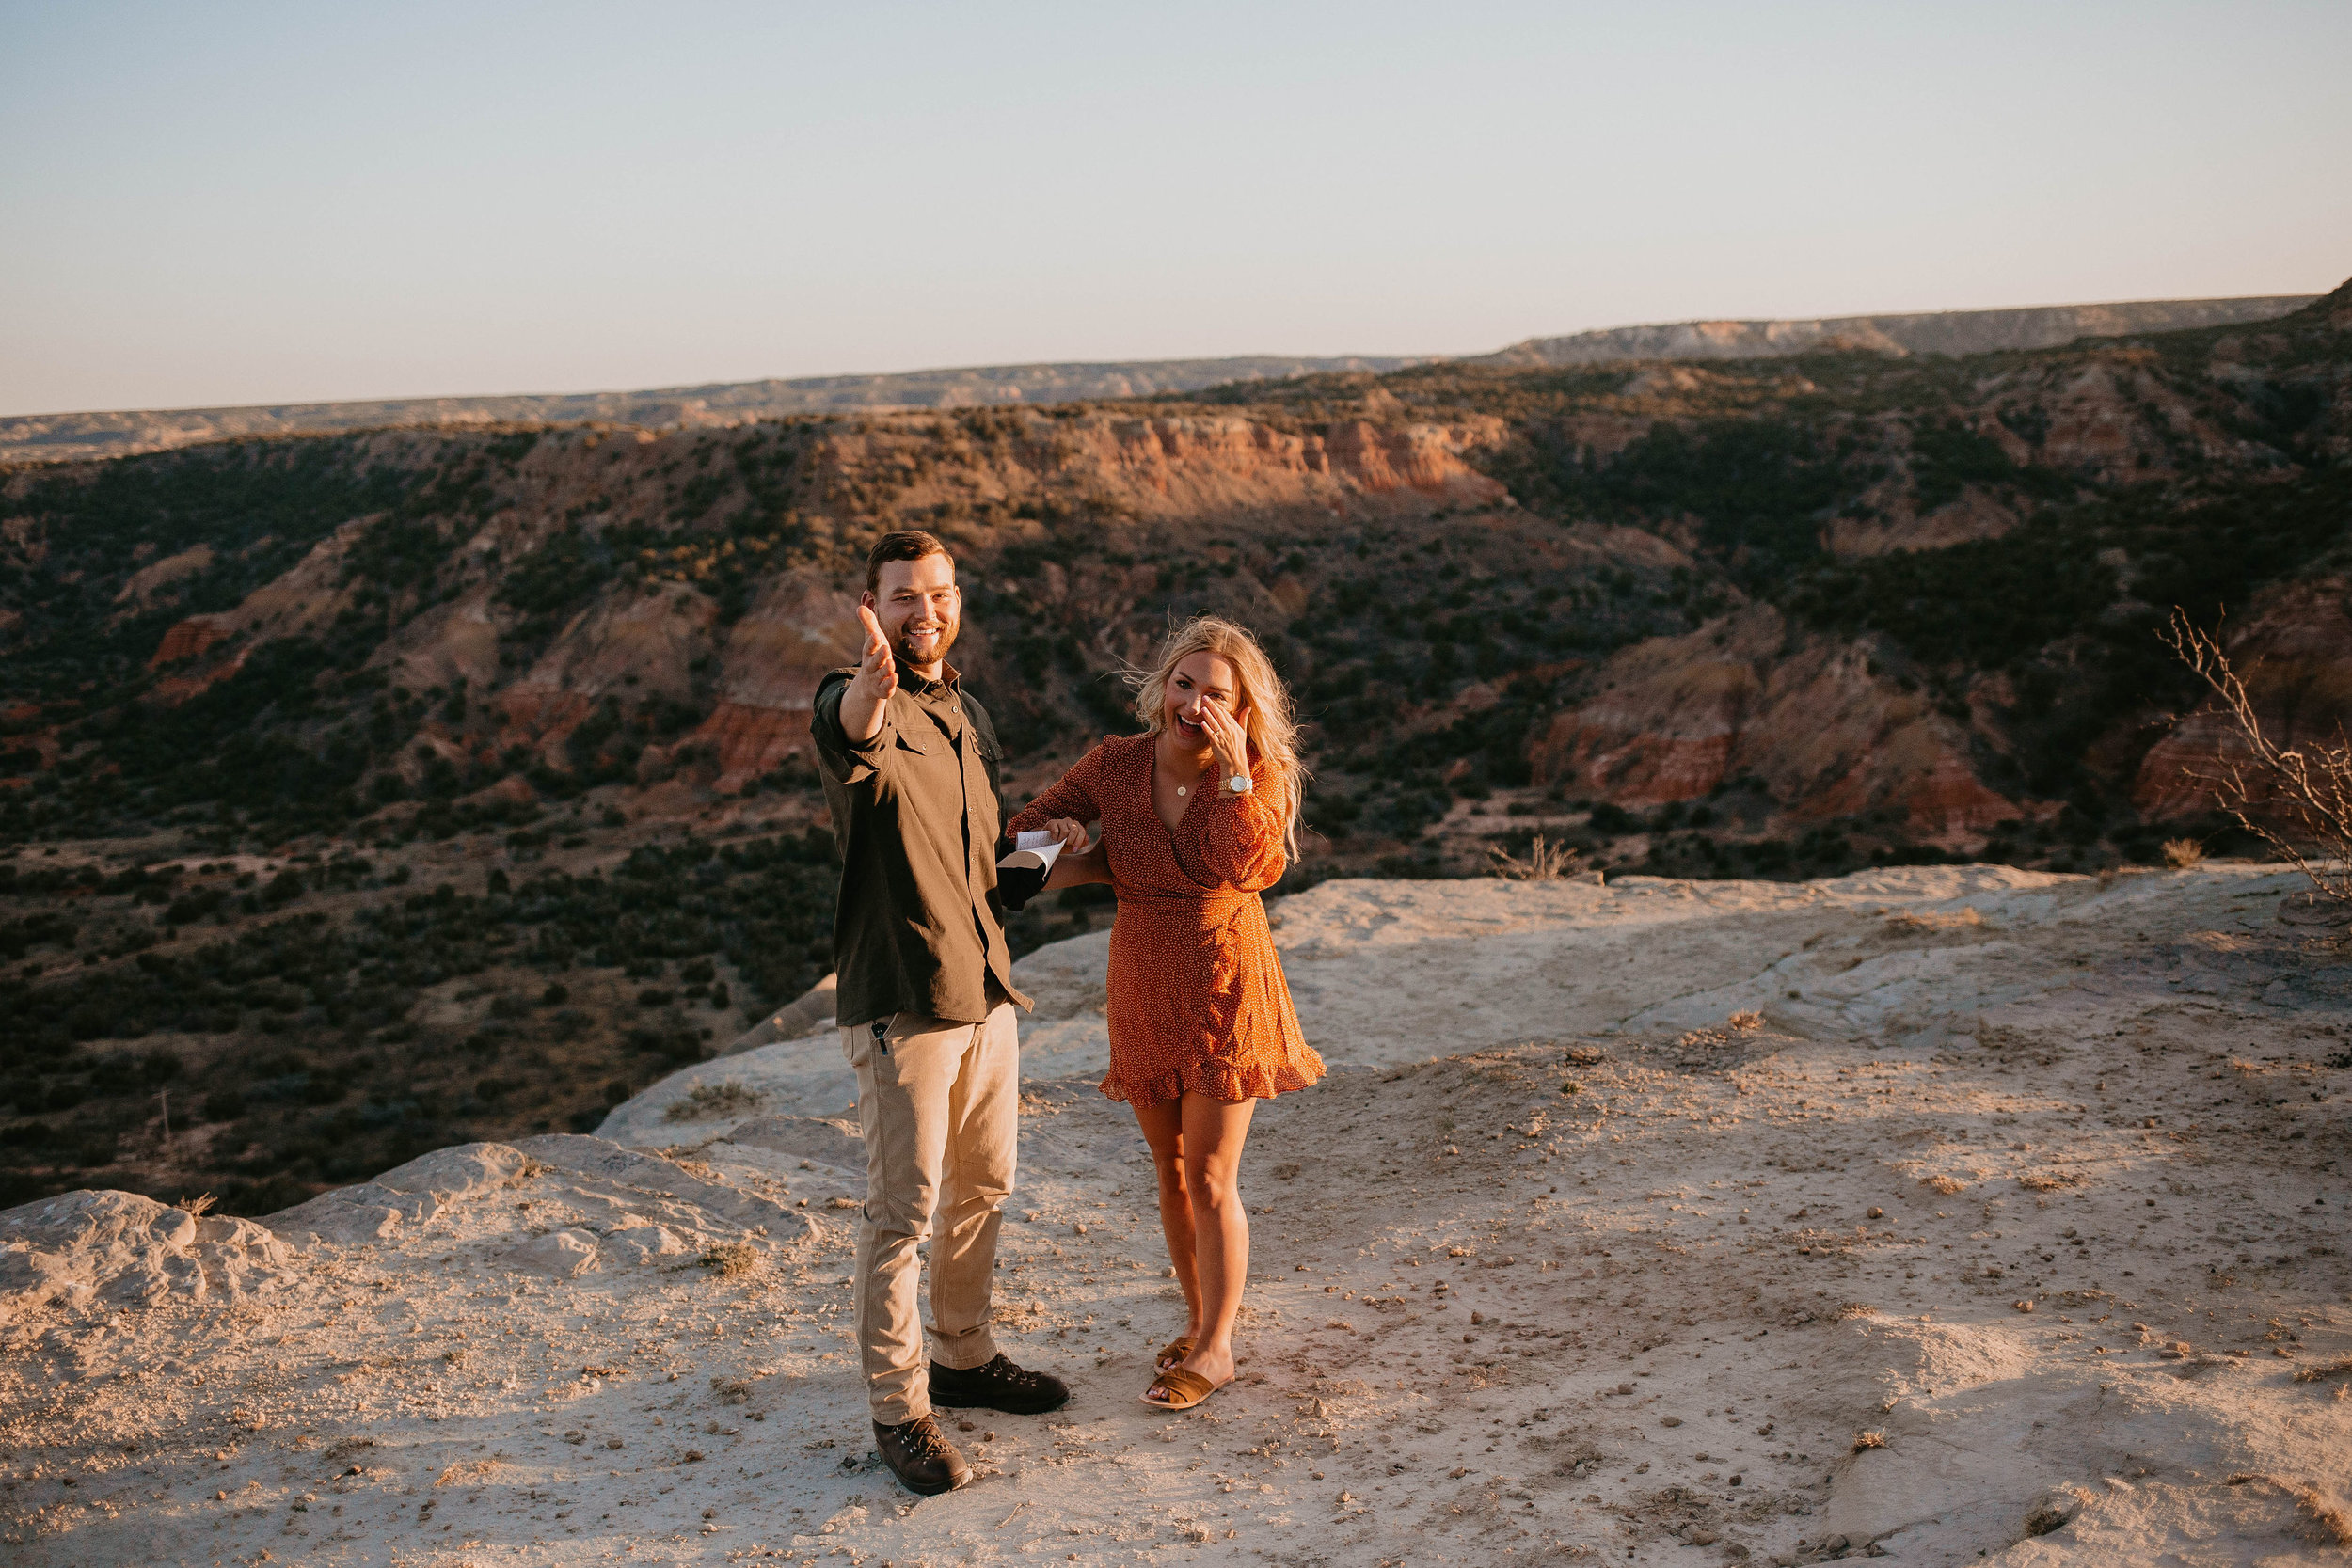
[893, 616, 959, 665]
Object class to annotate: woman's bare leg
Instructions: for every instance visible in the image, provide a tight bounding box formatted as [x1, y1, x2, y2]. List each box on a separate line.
[1176, 1093, 1255, 1386]
[1133, 1099, 1202, 1341]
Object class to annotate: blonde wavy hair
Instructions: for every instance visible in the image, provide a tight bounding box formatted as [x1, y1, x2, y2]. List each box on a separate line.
[1127, 615, 1308, 862]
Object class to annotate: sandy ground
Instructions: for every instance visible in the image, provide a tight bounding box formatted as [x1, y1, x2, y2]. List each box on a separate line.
[4, 863, 2349, 1567]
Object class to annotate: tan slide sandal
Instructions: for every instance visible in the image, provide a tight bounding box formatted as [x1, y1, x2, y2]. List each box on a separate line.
[1155, 1337, 1194, 1372]
[1140, 1368, 1226, 1410]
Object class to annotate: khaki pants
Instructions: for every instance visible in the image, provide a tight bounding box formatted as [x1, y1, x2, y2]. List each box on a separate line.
[843, 1004, 1019, 1425]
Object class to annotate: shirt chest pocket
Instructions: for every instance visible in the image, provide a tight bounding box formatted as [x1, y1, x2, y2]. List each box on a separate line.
[892, 730, 930, 756]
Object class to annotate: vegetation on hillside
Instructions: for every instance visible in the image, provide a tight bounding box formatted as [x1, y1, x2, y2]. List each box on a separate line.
[0, 832, 834, 1212]
[0, 279, 2344, 1213]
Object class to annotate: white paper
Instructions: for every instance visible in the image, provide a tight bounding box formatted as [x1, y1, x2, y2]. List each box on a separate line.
[1000, 830, 1064, 873]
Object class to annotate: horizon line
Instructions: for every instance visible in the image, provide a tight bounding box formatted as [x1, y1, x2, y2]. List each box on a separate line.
[0, 286, 2326, 425]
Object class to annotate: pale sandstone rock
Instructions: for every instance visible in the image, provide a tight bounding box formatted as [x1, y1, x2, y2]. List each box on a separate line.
[507, 1227, 602, 1276]
[264, 1147, 526, 1253]
[373, 1142, 531, 1204]
[507, 1134, 806, 1239]
[191, 1215, 293, 1296]
[0, 1191, 293, 1324]
[6, 867, 2341, 1568]
[264, 1181, 433, 1249]
[719, 1116, 866, 1170]
[602, 1223, 688, 1264]
[722, 973, 838, 1055]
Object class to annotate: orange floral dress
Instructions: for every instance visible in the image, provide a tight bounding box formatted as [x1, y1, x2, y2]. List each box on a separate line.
[1009, 733, 1324, 1108]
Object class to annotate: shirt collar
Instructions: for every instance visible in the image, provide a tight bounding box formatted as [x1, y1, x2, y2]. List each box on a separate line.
[896, 659, 961, 699]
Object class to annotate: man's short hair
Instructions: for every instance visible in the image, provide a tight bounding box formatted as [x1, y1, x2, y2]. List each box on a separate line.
[866, 530, 953, 598]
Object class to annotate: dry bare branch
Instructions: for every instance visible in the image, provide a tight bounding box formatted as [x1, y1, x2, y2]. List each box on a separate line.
[1486, 832, 1581, 882]
[2159, 609, 2352, 908]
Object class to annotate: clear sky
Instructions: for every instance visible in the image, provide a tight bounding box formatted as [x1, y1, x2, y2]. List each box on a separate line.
[4, 0, 2346, 416]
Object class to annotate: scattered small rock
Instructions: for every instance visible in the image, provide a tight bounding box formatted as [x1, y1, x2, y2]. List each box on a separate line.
[2024, 1487, 2086, 1536]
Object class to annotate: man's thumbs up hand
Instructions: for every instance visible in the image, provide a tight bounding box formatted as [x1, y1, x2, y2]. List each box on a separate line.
[856, 605, 898, 703]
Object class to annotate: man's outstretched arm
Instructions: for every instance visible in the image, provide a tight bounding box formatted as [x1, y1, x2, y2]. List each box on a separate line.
[837, 604, 897, 744]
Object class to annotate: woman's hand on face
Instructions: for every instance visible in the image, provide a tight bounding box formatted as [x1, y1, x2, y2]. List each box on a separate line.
[1043, 817, 1090, 854]
[1194, 700, 1251, 782]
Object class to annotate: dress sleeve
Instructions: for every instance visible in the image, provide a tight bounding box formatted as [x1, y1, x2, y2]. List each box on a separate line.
[1007, 740, 1110, 837]
[1176, 764, 1289, 892]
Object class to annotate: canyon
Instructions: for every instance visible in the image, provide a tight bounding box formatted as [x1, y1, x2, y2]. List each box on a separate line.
[0, 277, 2346, 1221]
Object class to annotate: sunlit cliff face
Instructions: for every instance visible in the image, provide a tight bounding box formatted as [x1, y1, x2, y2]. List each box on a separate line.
[867, 552, 960, 673]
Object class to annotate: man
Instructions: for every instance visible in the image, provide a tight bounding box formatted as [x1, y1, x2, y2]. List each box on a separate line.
[809, 529, 1068, 1497]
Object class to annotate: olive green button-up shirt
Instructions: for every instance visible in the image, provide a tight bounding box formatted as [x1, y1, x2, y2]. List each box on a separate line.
[810, 660, 1030, 1029]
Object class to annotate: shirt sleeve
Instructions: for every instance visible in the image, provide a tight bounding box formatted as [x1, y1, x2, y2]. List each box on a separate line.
[1007, 739, 1110, 837]
[1179, 763, 1289, 892]
[810, 669, 891, 786]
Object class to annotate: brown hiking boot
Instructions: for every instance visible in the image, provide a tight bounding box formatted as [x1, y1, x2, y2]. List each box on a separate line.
[872, 1413, 970, 1496]
[928, 1353, 1070, 1415]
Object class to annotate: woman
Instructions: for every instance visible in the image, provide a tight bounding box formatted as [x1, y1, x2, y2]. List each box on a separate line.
[1010, 614, 1324, 1411]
